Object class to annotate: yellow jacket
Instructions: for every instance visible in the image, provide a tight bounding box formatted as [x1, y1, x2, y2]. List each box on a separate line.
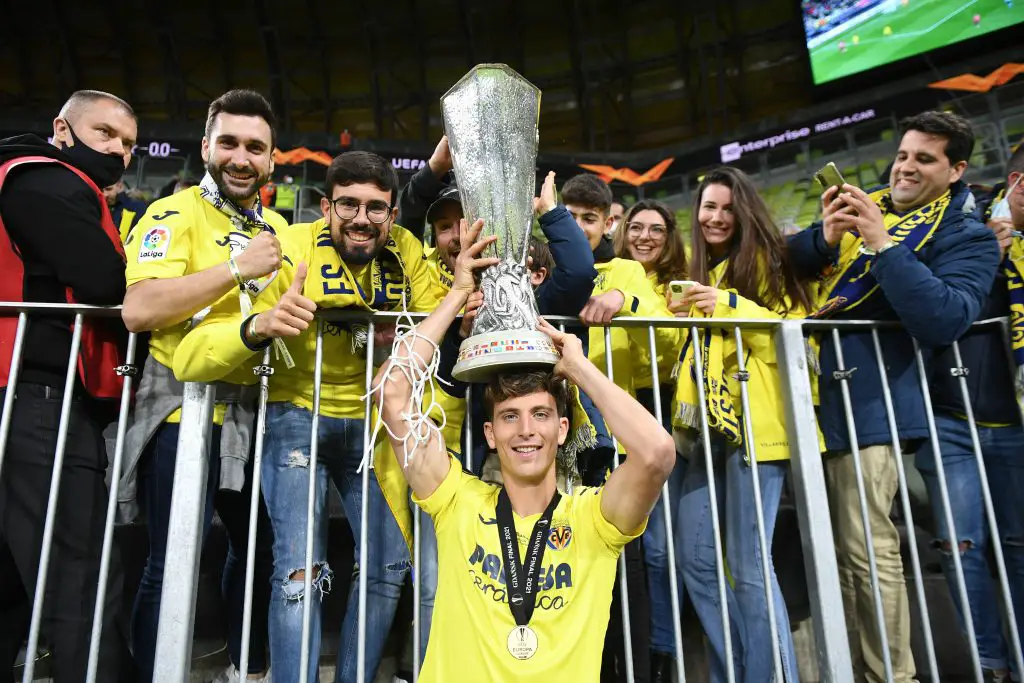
[674, 286, 821, 462]
[633, 273, 686, 390]
[588, 258, 682, 396]
[173, 222, 439, 420]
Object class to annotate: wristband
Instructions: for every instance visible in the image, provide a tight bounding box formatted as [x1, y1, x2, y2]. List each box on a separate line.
[228, 256, 246, 287]
[247, 314, 265, 342]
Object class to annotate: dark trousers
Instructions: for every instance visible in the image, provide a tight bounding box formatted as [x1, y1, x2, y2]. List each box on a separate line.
[0, 382, 135, 682]
[131, 422, 273, 681]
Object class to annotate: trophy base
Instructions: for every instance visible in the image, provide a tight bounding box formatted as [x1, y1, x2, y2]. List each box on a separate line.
[452, 329, 560, 383]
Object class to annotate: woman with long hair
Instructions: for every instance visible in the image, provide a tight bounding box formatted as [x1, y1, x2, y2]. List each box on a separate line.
[671, 167, 813, 682]
[613, 199, 689, 679]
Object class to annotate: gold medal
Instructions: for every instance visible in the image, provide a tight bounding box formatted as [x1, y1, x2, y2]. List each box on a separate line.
[507, 625, 539, 660]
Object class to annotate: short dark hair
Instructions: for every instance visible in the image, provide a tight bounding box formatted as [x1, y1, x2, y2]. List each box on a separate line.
[483, 370, 568, 420]
[324, 151, 399, 206]
[205, 90, 277, 148]
[529, 237, 554, 276]
[1007, 143, 1024, 176]
[561, 174, 613, 215]
[899, 110, 975, 165]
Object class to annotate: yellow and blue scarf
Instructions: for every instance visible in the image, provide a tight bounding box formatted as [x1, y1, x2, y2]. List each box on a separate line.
[811, 187, 950, 319]
[984, 187, 1024, 378]
[673, 259, 743, 445]
[306, 220, 415, 351]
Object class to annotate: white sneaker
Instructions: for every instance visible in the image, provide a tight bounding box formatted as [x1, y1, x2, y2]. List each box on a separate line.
[210, 665, 273, 683]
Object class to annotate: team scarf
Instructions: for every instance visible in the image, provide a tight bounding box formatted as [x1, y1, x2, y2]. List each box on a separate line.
[197, 172, 277, 318]
[306, 220, 414, 351]
[673, 259, 744, 445]
[984, 185, 1024, 387]
[810, 187, 951, 319]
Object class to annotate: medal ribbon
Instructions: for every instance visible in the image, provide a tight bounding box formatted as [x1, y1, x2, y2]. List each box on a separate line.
[495, 488, 561, 627]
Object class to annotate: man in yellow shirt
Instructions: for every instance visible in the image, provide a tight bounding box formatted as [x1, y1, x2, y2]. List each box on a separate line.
[171, 151, 438, 683]
[120, 90, 284, 683]
[371, 217, 676, 682]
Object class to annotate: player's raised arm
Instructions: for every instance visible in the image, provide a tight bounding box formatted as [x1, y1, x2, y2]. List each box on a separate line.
[371, 218, 498, 499]
[538, 318, 676, 534]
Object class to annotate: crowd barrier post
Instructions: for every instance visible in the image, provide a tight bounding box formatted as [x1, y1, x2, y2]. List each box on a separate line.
[774, 321, 853, 682]
[152, 382, 216, 682]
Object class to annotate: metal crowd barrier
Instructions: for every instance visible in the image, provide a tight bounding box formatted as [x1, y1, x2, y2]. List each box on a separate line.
[2, 302, 1022, 683]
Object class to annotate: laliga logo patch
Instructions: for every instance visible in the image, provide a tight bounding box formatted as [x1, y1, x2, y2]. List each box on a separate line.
[138, 226, 171, 261]
[546, 525, 572, 551]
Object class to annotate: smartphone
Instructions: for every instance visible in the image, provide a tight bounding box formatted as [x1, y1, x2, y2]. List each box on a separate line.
[814, 162, 846, 191]
[669, 280, 699, 306]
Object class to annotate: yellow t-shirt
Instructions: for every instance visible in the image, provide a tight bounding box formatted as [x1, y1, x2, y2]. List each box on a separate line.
[414, 459, 642, 683]
[124, 187, 288, 422]
[266, 221, 440, 419]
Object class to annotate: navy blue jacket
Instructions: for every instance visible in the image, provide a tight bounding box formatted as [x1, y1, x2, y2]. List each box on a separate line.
[929, 185, 1018, 425]
[788, 181, 1001, 452]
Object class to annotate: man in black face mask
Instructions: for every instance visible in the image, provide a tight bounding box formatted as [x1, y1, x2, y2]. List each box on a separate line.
[0, 90, 138, 681]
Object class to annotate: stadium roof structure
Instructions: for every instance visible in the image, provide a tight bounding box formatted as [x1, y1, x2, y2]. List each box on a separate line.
[0, 0, 814, 153]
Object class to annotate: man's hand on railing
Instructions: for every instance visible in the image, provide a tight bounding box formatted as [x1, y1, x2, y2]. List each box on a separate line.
[579, 290, 625, 325]
[252, 263, 316, 340]
[235, 231, 283, 281]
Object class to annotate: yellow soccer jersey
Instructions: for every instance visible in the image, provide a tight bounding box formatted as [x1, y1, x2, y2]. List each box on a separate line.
[588, 258, 681, 396]
[125, 187, 288, 421]
[414, 459, 643, 683]
[267, 220, 440, 419]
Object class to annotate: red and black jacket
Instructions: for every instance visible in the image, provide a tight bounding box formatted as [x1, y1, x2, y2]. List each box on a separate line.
[0, 152, 127, 399]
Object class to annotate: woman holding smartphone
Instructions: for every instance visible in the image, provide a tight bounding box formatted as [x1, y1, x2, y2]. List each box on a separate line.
[613, 199, 689, 679]
[670, 167, 813, 682]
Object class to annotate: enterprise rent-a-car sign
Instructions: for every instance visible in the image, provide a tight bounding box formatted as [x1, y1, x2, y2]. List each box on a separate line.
[719, 108, 875, 163]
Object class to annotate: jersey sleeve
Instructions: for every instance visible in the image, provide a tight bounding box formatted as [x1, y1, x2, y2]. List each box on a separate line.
[171, 227, 305, 382]
[576, 486, 647, 555]
[412, 454, 468, 521]
[124, 199, 194, 285]
[401, 227, 442, 312]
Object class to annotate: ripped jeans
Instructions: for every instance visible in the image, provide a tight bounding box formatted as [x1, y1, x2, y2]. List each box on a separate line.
[262, 402, 410, 683]
[916, 412, 1024, 673]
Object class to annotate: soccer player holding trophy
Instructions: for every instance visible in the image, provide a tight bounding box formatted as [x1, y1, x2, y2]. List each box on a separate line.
[370, 64, 676, 682]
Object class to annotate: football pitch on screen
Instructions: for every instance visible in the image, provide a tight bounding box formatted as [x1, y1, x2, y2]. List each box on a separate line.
[810, 0, 1022, 84]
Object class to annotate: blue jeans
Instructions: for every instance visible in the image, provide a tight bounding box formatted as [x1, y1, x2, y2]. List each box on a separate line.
[915, 412, 1024, 672]
[677, 435, 797, 683]
[132, 422, 273, 682]
[261, 402, 415, 683]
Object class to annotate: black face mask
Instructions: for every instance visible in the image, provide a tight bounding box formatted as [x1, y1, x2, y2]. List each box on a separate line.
[59, 121, 127, 189]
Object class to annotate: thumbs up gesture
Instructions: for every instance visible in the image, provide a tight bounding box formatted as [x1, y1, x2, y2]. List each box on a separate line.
[253, 262, 317, 339]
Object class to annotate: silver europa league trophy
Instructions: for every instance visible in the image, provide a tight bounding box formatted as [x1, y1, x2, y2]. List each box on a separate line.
[446, 64, 560, 382]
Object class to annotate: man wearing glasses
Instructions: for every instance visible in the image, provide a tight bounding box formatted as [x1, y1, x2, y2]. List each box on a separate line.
[225, 151, 438, 682]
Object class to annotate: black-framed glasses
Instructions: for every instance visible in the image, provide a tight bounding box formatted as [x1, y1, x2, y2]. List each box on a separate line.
[330, 197, 392, 225]
[626, 221, 668, 238]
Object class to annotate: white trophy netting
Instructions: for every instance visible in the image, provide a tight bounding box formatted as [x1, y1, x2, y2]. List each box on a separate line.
[360, 301, 450, 473]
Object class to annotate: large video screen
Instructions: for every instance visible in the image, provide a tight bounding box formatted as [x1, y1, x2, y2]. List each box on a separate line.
[804, 0, 1023, 85]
